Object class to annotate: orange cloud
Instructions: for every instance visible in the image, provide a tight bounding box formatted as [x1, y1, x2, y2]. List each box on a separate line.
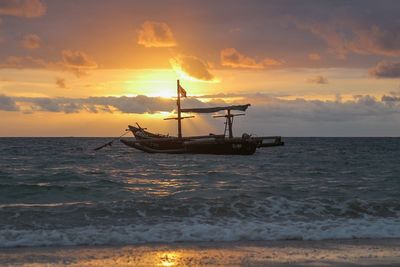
[137, 21, 176, 48]
[20, 33, 41, 49]
[55, 77, 67, 89]
[61, 50, 98, 77]
[221, 48, 283, 69]
[0, 0, 46, 18]
[170, 55, 215, 81]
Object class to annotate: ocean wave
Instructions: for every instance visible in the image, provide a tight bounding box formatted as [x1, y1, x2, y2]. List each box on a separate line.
[1, 217, 400, 247]
[1, 196, 399, 231]
[1, 138, 400, 248]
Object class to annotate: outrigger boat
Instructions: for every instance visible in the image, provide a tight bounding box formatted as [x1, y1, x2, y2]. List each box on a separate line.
[119, 80, 284, 155]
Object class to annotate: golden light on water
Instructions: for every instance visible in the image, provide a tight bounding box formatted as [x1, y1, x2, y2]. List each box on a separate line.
[159, 252, 179, 267]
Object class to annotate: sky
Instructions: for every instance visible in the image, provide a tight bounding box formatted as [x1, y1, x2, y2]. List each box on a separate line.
[1, 0, 400, 136]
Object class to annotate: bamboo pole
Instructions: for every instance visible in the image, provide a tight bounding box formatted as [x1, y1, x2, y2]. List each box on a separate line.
[177, 80, 182, 139]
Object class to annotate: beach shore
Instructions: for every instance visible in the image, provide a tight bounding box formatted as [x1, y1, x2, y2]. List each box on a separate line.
[0, 238, 399, 266]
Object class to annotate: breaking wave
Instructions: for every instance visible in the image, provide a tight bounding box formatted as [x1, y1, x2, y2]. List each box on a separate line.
[1, 217, 400, 247]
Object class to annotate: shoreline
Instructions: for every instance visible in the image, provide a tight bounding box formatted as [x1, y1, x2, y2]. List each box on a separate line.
[1, 238, 399, 266]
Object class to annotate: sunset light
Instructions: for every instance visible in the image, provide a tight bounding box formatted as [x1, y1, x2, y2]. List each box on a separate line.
[0, 0, 393, 137]
[2, 1, 400, 267]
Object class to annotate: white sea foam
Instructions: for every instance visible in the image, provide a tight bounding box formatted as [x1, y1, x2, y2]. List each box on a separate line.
[1, 217, 400, 247]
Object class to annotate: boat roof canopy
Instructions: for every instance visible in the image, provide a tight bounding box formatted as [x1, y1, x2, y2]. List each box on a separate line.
[181, 104, 251, 114]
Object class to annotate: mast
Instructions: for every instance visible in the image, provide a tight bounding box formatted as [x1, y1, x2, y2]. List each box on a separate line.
[164, 80, 194, 133]
[213, 109, 245, 139]
[227, 109, 233, 138]
[177, 80, 182, 139]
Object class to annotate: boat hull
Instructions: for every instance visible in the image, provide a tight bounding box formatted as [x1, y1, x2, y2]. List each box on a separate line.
[120, 139, 258, 155]
[123, 125, 283, 155]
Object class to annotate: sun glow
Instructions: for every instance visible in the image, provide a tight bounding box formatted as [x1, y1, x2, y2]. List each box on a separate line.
[124, 78, 177, 98]
[148, 91, 176, 98]
[159, 252, 179, 266]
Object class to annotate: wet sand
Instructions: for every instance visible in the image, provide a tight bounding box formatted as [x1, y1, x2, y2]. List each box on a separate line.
[0, 239, 399, 266]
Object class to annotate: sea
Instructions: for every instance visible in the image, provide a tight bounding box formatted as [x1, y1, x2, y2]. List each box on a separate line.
[0, 137, 399, 248]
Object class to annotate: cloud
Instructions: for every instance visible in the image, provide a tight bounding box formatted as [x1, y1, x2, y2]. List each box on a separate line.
[307, 75, 328, 84]
[296, 19, 400, 58]
[170, 55, 215, 81]
[308, 53, 321, 61]
[220, 48, 283, 69]
[294, 20, 348, 58]
[137, 21, 176, 48]
[2, 92, 400, 124]
[20, 33, 41, 49]
[55, 77, 66, 89]
[348, 25, 400, 57]
[62, 50, 97, 68]
[4, 92, 400, 135]
[369, 61, 400, 78]
[263, 58, 283, 67]
[0, 50, 97, 77]
[1, 95, 222, 114]
[0, 94, 19, 111]
[1, 94, 214, 114]
[61, 50, 98, 77]
[221, 48, 261, 69]
[4, 91, 400, 136]
[0, 0, 46, 18]
[382, 92, 400, 103]
[30, 97, 62, 112]
[242, 94, 400, 123]
[0, 55, 47, 68]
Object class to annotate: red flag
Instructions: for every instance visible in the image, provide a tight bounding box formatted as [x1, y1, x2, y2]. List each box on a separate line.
[179, 84, 187, 98]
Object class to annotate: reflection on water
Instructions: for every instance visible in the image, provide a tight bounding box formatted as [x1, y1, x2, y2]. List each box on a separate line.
[2, 240, 400, 266]
[159, 252, 179, 266]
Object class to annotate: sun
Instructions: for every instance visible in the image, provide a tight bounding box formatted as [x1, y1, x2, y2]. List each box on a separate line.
[148, 90, 176, 98]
